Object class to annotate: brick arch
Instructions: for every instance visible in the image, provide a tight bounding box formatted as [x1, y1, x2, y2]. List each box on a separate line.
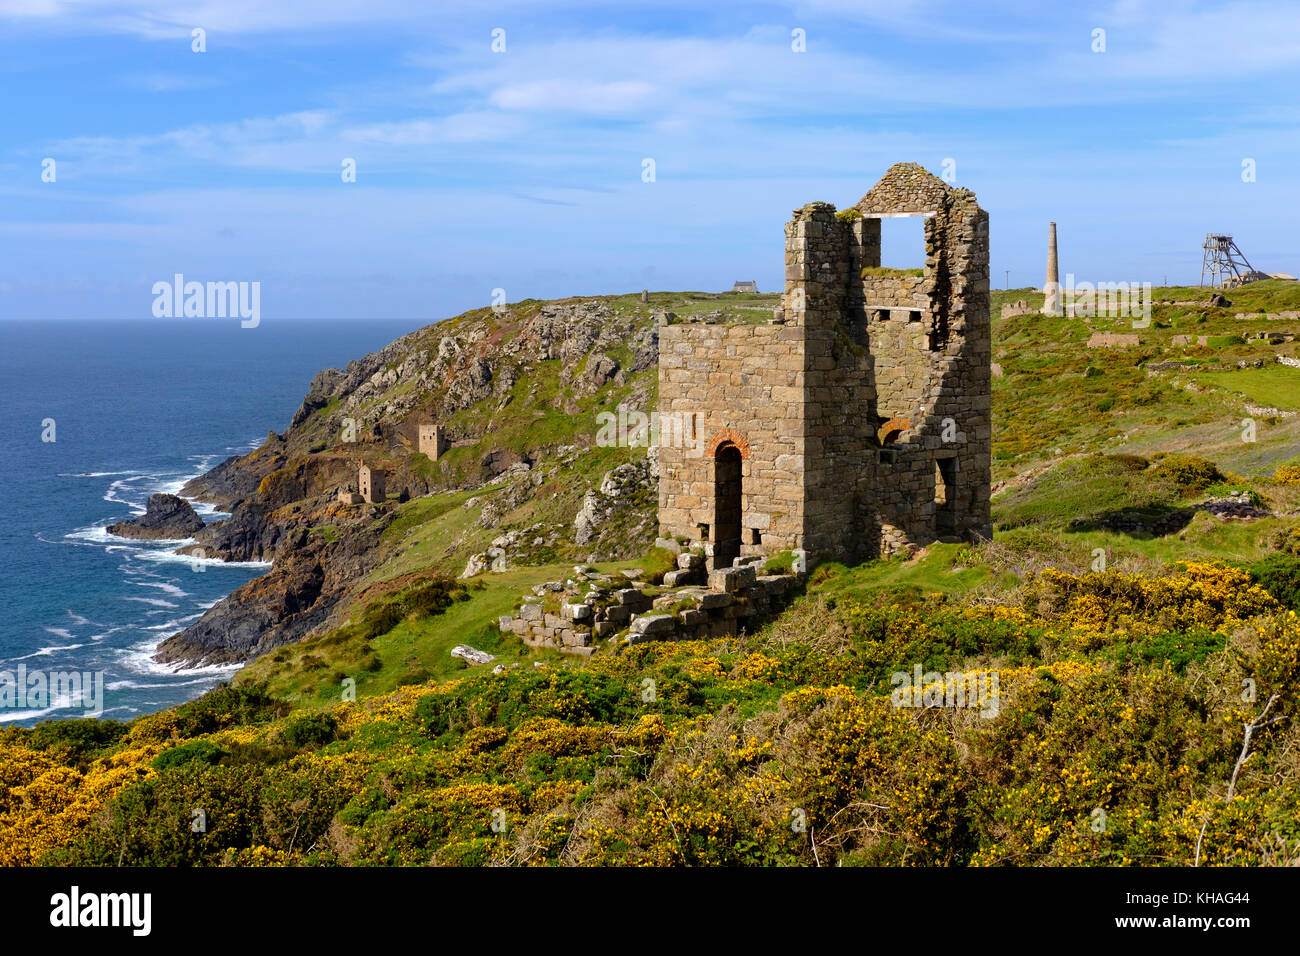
[705, 428, 750, 459]
[878, 417, 911, 446]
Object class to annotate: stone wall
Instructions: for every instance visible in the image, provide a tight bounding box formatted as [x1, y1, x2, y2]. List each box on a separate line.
[657, 322, 808, 565]
[657, 162, 992, 568]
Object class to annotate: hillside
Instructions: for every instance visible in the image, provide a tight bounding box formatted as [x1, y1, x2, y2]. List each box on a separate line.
[3, 282, 1300, 867]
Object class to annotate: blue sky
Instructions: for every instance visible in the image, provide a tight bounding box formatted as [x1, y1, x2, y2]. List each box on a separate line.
[2, 0, 1298, 321]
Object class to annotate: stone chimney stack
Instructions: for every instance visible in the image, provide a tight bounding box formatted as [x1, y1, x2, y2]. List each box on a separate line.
[1043, 221, 1061, 315]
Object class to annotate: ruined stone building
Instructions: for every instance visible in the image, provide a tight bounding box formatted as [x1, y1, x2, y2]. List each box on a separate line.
[657, 163, 992, 569]
[418, 423, 449, 460]
[358, 463, 386, 504]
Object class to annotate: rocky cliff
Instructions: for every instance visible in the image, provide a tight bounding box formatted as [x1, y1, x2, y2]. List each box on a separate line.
[155, 293, 692, 668]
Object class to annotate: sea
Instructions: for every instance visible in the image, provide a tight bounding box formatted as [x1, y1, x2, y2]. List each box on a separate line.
[0, 318, 418, 726]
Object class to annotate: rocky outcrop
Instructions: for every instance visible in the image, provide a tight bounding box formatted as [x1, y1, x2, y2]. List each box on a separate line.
[291, 367, 348, 428]
[108, 494, 204, 540]
[180, 431, 287, 510]
[157, 497, 397, 667]
[573, 456, 658, 554]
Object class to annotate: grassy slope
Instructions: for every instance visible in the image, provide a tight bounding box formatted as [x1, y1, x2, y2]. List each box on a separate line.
[246, 283, 1300, 702]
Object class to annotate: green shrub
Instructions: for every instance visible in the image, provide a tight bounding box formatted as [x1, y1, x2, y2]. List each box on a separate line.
[281, 711, 338, 749]
[26, 719, 129, 765]
[639, 547, 678, 586]
[354, 577, 467, 641]
[1250, 555, 1300, 609]
[152, 739, 228, 772]
[130, 682, 289, 744]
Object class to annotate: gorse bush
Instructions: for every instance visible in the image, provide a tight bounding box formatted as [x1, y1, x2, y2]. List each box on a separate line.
[3, 563, 1297, 868]
[1148, 454, 1224, 491]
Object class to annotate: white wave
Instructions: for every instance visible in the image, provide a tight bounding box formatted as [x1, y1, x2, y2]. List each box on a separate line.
[134, 548, 271, 570]
[58, 470, 145, 478]
[135, 580, 189, 598]
[1, 642, 88, 664]
[0, 689, 104, 722]
[139, 613, 206, 633]
[117, 639, 241, 678]
[106, 676, 224, 691]
[123, 596, 179, 608]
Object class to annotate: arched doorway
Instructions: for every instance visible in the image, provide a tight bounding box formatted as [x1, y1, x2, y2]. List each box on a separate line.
[713, 443, 743, 569]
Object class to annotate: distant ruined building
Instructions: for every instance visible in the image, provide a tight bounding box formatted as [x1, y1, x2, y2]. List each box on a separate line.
[418, 423, 449, 460]
[657, 162, 993, 570]
[357, 462, 386, 503]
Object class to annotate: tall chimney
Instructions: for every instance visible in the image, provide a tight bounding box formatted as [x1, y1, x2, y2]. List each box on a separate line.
[1043, 221, 1061, 315]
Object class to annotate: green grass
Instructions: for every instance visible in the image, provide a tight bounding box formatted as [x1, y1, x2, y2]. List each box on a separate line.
[808, 543, 1008, 600]
[1190, 364, 1300, 410]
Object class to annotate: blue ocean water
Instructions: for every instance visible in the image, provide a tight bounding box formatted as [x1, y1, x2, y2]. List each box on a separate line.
[0, 319, 417, 726]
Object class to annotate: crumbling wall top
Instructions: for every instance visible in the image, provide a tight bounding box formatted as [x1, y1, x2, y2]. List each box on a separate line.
[854, 162, 959, 216]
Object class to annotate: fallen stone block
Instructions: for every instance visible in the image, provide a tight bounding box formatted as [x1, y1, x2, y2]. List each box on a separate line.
[561, 603, 592, 621]
[603, 604, 632, 624]
[630, 614, 677, 638]
[697, 591, 734, 610]
[451, 644, 496, 666]
[709, 565, 756, 593]
[662, 569, 700, 587]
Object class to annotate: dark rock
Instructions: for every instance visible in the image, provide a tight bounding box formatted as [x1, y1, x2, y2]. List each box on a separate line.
[107, 494, 204, 540]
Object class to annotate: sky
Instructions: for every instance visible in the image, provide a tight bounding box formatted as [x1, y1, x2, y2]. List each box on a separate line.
[1, 0, 1298, 321]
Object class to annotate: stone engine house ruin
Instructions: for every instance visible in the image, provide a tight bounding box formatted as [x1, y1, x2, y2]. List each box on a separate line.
[657, 162, 992, 569]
